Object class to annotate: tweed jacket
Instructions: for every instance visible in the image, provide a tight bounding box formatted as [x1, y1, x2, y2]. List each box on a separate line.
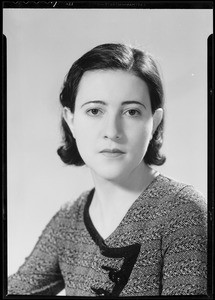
[8, 174, 207, 296]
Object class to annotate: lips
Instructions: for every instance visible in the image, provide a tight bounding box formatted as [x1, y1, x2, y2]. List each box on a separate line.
[99, 148, 125, 158]
[100, 148, 125, 154]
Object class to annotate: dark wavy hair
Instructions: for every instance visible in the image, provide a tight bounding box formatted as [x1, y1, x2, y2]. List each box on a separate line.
[57, 43, 166, 166]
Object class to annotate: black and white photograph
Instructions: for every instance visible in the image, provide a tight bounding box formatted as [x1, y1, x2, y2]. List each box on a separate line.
[3, 3, 213, 297]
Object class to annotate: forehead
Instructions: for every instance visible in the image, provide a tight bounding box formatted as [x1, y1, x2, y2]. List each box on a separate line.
[76, 69, 150, 105]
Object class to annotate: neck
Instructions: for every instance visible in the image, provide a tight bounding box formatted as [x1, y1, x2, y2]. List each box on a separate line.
[90, 163, 159, 211]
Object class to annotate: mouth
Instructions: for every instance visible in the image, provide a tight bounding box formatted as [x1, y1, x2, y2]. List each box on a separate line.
[100, 148, 125, 153]
[100, 148, 125, 158]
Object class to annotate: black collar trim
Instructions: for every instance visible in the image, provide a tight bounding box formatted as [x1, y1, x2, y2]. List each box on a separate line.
[84, 188, 140, 256]
[83, 188, 141, 297]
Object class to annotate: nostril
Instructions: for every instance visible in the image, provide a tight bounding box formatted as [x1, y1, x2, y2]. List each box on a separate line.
[104, 134, 120, 140]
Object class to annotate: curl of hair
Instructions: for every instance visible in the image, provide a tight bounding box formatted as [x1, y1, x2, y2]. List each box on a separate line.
[57, 43, 166, 166]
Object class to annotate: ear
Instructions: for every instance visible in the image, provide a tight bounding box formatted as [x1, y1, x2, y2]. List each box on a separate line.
[62, 107, 76, 138]
[152, 108, 163, 135]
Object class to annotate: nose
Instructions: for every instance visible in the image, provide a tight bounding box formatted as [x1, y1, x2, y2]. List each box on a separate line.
[103, 114, 122, 141]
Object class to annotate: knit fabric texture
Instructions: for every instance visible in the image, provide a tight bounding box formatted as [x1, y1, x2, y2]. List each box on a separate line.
[8, 174, 207, 296]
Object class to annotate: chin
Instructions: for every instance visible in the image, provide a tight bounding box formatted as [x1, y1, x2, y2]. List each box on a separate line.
[98, 169, 125, 181]
[90, 163, 135, 182]
[85, 155, 144, 181]
[85, 161, 121, 178]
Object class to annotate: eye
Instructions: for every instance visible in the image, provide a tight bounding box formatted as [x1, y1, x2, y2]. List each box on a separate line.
[86, 108, 103, 116]
[124, 109, 141, 117]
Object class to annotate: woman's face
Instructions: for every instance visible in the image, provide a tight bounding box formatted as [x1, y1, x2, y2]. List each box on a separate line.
[64, 70, 162, 182]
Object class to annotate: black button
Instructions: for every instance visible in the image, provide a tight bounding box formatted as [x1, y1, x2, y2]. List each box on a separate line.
[115, 272, 128, 284]
[109, 270, 123, 283]
[109, 271, 116, 282]
[113, 273, 123, 284]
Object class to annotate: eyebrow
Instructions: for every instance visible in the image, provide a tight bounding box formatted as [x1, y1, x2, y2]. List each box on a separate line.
[122, 101, 146, 109]
[81, 101, 106, 108]
[81, 100, 146, 109]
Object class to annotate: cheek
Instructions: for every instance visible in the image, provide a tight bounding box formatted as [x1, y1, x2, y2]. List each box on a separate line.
[74, 133, 93, 165]
[129, 122, 153, 146]
[126, 123, 153, 162]
[132, 134, 151, 159]
[73, 117, 87, 139]
[73, 120, 96, 155]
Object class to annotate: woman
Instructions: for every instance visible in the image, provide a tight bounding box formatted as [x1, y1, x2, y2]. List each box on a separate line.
[8, 43, 207, 296]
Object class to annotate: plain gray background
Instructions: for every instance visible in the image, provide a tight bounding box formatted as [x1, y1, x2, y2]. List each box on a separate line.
[4, 9, 212, 294]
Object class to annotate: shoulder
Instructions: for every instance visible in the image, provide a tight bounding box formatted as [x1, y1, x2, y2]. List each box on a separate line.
[60, 189, 91, 212]
[154, 174, 206, 209]
[154, 175, 207, 229]
[46, 189, 92, 229]
[59, 189, 92, 218]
